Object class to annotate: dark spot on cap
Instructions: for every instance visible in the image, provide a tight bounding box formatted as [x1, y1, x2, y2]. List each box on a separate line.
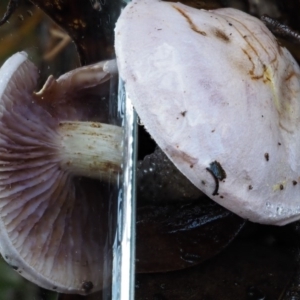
[264, 153, 269, 161]
[190, 164, 193, 168]
[11, 265, 18, 270]
[248, 185, 253, 190]
[206, 161, 226, 196]
[82, 281, 94, 293]
[293, 180, 297, 185]
[52, 286, 57, 290]
[280, 184, 284, 190]
[181, 111, 187, 117]
[228, 23, 232, 26]
[208, 161, 226, 181]
[214, 28, 230, 42]
[201, 180, 206, 185]
[220, 195, 224, 198]
[278, 142, 281, 146]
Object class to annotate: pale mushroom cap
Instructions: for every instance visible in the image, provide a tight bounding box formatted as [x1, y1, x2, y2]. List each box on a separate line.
[115, 0, 300, 225]
[0, 52, 110, 294]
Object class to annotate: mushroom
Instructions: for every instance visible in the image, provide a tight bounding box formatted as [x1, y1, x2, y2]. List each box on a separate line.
[0, 51, 122, 294]
[115, 0, 300, 225]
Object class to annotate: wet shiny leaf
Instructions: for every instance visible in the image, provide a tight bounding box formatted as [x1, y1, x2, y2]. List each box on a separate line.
[136, 225, 295, 299]
[136, 198, 245, 273]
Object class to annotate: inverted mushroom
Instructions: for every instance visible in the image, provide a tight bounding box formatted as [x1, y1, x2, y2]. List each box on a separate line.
[115, 0, 300, 225]
[0, 51, 122, 294]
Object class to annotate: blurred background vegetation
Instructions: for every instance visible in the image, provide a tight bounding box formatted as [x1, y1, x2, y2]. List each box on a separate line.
[0, 0, 79, 87]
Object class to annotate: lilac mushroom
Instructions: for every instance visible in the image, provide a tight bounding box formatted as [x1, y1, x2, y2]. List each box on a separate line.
[115, 0, 300, 225]
[0, 52, 122, 294]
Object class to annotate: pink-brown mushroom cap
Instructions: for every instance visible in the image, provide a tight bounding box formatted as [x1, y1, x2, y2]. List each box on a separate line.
[115, 0, 300, 225]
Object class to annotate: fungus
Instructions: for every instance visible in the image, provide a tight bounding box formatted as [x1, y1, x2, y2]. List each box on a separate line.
[115, 0, 300, 225]
[0, 51, 122, 294]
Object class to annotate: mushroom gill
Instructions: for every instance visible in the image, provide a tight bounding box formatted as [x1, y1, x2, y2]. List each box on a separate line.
[0, 52, 121, 294]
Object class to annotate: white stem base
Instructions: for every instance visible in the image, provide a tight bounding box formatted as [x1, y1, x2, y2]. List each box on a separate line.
[58, 121, 123, 181]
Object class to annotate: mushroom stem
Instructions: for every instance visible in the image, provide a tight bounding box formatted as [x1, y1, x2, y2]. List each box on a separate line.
[58, 121, 123, 181]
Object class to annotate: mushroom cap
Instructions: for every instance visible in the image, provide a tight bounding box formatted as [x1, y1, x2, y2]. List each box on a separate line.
[115, 0, 300, 225]
[0, 52, 110, 294]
